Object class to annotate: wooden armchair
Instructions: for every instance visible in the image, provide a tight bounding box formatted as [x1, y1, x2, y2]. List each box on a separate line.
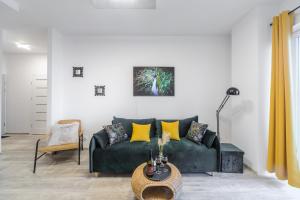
[33, 119, 84, 173]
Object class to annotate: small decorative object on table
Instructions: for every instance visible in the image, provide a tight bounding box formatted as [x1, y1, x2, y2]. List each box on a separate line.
[157, 132, 170, 174]
[144, 133, 172, 181]
[143, 164, 171, 181]
[221, 143, 244, 173]
[146, 149, 155, 177]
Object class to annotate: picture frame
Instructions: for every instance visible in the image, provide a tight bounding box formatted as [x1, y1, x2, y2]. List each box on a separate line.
[73, 66, 84, 77]
[133, 66, 175, 96]
[95, 85, 105, 96]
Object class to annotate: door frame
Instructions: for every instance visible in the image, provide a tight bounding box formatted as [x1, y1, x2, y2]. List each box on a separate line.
[1, 74, 6, 136]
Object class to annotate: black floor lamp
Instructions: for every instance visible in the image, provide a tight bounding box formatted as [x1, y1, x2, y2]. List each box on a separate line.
[216, 87, 240, 140]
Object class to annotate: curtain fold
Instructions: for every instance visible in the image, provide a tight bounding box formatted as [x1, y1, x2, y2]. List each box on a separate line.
[267, 11, 300, 188]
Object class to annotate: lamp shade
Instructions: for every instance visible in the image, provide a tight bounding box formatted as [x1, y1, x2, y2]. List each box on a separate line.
[226, 87, 240, 95]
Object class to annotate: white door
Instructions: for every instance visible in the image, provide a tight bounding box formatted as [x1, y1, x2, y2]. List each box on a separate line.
[1, 74, 6, 135]
[31, 75, 48, 134]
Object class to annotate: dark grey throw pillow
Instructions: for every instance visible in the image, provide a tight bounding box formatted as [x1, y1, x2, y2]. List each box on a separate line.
[186, 121, 208, 144]
[103, 123, 128, 146]
[112, 117, 156, 138]
[202, 131, 217, 148]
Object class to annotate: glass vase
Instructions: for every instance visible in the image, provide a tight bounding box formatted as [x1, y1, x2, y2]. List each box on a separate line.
[159, 144, 164, 158]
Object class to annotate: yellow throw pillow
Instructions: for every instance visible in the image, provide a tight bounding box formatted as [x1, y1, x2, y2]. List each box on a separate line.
[161, 121, 180, 141]
[130, 123, 151, 142]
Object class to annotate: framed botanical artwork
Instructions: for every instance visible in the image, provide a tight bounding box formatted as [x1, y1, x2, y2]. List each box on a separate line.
[133, 66, 175, 96]
[73, 66, 83, 77]
[95, 85, 105, 96]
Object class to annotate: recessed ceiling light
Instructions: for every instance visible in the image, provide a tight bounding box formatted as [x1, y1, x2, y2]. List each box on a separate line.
[15, 42, 31, 50]
[90, 0, 156, 9]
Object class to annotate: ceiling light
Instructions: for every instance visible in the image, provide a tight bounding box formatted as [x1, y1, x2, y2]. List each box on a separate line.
[15, 42, 31, 50]
[90, 0, 156, 9]
[0, 0, 20, 12]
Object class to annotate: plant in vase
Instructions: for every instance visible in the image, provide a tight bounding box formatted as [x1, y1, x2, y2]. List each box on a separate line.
[158, 132, 170, 158]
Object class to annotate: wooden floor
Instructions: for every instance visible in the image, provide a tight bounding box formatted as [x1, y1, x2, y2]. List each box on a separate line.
[1, 134, 300, 200]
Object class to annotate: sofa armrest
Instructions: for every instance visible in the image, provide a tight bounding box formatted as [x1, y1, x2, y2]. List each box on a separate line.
[202, 130, 221, 172]
[93, 129, 109, 150]
[89, 129, 108, 173]
[202, 130, 217, 148]
[89, 136, 96, 173]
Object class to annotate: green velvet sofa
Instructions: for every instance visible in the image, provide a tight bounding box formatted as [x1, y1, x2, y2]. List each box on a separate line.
[89, 116, 220, 174]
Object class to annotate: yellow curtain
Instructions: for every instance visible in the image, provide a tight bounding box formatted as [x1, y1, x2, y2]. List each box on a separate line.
[267, 11, 300, 188]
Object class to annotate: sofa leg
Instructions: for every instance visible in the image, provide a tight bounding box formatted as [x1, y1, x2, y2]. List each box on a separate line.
[78, 143, 81, 165]
[204, 172, 214, 176]
[94, 172, 101, 177]
[78, 135, 81, 165]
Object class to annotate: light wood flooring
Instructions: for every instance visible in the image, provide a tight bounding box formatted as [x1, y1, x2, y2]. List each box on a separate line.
[0, 134, 300, 200]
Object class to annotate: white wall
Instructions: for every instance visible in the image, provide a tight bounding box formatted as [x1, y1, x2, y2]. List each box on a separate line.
[0, 30, 3, 152]
[5, 54, 47, 133]
[231, 2, 297, 173]
[49, 35, 232, 142]
[280, 0, 300, 9]
[231, 8, 260, 172]
[48, 29, 64, 128]
[256, 5, 277, 175]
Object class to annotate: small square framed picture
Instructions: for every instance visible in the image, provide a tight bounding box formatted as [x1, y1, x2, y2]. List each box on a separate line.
[95, 85, 105, 96]
[73, 66, 83, 77]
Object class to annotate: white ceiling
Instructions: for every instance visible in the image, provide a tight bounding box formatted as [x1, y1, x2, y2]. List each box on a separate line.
[2, 29, 47, 53]
[0, 0, 283, 53]
[0, 0, 283, 35]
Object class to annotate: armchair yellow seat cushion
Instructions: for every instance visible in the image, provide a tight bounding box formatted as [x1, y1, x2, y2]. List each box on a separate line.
[38, 143, 78, 153]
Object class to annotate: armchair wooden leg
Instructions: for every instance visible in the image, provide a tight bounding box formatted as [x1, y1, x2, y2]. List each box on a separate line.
[78, 136, 81, 165]
[33, 139, 46, 174]
[33, 139, 40, 173]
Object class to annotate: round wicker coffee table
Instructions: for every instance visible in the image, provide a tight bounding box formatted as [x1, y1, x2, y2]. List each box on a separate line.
[131, 163, 182, 200]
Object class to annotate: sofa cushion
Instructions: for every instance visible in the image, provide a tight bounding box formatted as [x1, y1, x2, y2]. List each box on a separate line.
[95, 139, 156, 173]
[156, 116, 198, 137]
[163, 138, 217, 172]
[112, 117, 156, 138]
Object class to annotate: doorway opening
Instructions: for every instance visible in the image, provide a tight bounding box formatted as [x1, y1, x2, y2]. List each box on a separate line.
[1, 29, 48, 137]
